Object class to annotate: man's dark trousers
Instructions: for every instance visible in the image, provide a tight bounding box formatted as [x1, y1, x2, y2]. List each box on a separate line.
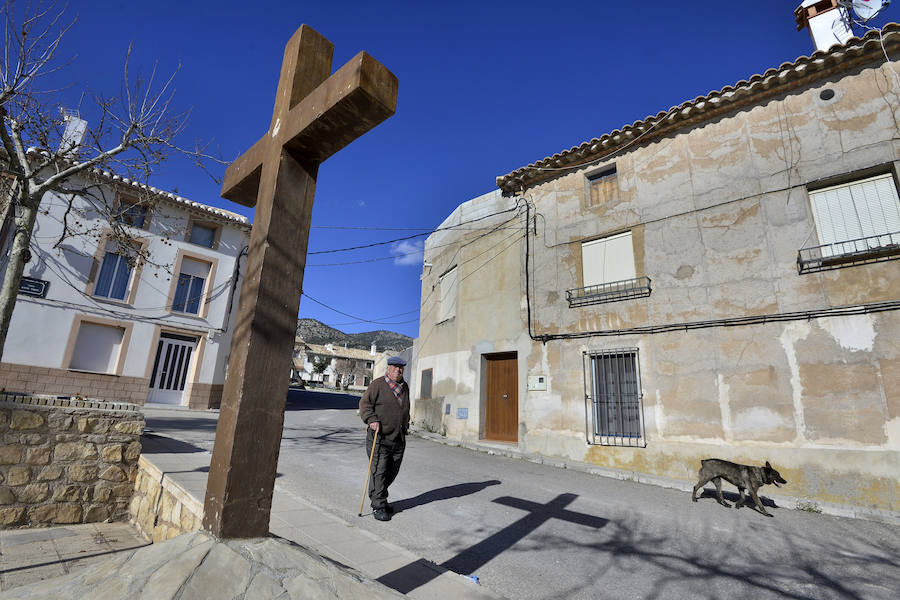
[366, 428, 405, 510]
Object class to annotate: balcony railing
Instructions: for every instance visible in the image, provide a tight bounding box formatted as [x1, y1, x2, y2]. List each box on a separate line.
[567, 276, 651, 308]
[797, 231, 900, 274]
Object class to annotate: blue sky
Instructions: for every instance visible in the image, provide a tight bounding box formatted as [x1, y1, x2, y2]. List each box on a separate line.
[51, 1, 894, 338]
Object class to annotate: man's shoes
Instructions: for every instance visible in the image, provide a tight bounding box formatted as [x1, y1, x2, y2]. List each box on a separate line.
[373, 508, 391, 521]
[384, 503, 395, 514]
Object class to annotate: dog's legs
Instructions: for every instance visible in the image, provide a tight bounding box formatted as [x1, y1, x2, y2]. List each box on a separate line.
[749, 487, 772, 517]
[735, 487, 746, 509]
[712, 477, 731, 507]
[692, 473, 713, 502]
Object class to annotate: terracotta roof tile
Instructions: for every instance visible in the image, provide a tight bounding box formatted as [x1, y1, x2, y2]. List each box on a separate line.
[92, 168, 250, 229]
[497, 24, 900, 193]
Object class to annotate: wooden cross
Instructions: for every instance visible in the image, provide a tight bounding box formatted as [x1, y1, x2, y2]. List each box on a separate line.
[202, 25, 397, 538]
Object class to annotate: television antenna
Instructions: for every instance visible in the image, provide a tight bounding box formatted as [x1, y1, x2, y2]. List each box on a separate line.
[840, 0, 891, 23]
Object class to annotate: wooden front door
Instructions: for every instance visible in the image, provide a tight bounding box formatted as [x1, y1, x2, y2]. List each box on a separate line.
[485, 353, 518, 442]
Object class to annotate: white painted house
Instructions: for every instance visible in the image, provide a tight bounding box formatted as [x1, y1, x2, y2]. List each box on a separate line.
[0, 170, 250, 409]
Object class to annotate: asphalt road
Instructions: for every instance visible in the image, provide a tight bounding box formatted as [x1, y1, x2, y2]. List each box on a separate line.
[143, 389, 900, 600]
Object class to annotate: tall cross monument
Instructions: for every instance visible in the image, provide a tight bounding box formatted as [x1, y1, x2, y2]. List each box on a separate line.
[203, 25, 397, 538]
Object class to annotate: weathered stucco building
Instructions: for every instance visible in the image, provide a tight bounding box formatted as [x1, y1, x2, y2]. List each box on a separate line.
[414, 25, 900, 517]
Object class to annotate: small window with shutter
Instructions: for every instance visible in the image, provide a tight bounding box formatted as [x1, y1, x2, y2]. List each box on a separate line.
[586, 166, 618, 208]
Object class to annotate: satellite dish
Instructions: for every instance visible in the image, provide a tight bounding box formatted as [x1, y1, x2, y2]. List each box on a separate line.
[850, 0, 890, 22]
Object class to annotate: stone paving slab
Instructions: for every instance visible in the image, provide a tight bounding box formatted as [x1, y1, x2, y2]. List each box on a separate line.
[0, 522, 149, 593]
[0, 531, 387, 599]
[0, 530, 411, 599]
[138, 427, 504, 599]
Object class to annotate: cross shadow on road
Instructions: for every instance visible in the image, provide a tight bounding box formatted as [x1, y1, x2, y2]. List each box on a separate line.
[377, 492, 608, 595]
[392, 480, 501, 513]
[285, 389, 361, 411]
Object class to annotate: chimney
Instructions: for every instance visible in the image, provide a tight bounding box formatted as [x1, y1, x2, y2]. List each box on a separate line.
[795, 1, 852, 52]
[370, 342, 377, 355]
[59, 108, 87, 152]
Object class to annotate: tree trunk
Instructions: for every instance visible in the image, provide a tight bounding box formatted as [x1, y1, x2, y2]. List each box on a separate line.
[0, 192, 39, 363]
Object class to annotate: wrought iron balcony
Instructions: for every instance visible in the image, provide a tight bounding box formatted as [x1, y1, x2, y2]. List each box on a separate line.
[567, 276, 651, 308]
[797, 231, 900, 274]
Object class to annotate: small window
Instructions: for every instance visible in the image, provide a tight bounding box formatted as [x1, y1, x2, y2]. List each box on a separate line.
[584, 349, 645, 447]
[69, 322, 125, 374]
[115, 198, 148, 229]
[172, 257, 210, 314]
[438, 266, 458, 322]
[94, 243, 136, 301]
[582, 231, 635, 287]
[798, 173, 900, 272]
[364, 376, 371, 386]
[569, 231, 650, 307]
[188, 223, 217, 248]
[586, 166, 618, 207]
[420, 368, 433, 400]
[366, 361, 373, 369]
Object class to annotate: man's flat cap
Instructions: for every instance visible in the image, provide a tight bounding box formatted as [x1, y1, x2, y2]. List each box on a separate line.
[387, 356, 407, 366]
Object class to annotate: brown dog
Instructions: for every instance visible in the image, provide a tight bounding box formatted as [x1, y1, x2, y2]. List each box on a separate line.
[691, 459, 787, 517]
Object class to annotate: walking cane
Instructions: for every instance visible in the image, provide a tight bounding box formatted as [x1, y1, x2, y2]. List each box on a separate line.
[358, 427, 379, 516]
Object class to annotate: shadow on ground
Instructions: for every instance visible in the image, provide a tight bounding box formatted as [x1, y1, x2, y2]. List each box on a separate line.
[286, 389, 361, 410]
[695, 488, 779, 511]
[392, 480, 502, 513]
[378, 493, 900, 599]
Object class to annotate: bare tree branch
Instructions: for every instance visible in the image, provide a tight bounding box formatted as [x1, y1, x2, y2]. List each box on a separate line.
[0, 0, 228, 360]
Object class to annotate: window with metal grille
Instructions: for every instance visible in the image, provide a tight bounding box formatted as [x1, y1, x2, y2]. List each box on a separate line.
[583, 349, 645, 447]
[799, 172, 900, 272]
[568, 231, 650, 307]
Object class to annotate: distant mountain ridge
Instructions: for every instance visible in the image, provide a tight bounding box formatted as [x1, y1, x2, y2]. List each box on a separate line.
[296, 318, 413, 353]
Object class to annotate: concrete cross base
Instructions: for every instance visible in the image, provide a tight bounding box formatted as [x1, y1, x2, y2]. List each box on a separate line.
[0, 530, 406, 599]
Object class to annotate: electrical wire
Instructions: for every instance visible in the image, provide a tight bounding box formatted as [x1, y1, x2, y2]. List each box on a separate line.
[301, 292, 418, 326]
[27, 240, 233, 327]
[307, 208, 526, 267]
[307, 206, 521, 255]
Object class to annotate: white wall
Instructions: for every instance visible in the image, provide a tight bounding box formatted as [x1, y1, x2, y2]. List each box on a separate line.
[1, 180, 249, 394]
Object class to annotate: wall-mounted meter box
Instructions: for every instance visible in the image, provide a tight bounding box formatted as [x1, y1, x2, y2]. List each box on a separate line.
[527, 375, 547, 391]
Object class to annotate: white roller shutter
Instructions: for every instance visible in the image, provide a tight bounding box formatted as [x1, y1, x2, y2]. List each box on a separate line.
[810, 174, 900, 255]
[582, 231, 636, 288]
[69, 322, 125, 373]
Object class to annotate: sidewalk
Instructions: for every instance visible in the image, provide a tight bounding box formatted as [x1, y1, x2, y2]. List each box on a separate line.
[140, 427, 501, 600]
[0, 522, 149, 592]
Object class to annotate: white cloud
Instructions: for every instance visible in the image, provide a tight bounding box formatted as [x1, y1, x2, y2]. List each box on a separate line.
[392, 240, 424, 266]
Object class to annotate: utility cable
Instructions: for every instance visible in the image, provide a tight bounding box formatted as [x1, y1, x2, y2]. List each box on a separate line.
[307, 205, 521, 255]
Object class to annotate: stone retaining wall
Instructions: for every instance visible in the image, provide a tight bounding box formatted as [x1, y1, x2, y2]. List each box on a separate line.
[0, 393, 144, 528]
[129, 455, 203, 542]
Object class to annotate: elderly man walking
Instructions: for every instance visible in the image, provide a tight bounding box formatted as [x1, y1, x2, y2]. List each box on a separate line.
[359, 356, 410, 521]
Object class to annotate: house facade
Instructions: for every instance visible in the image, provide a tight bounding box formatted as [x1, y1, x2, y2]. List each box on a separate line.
[0, 172, 250, 409]
[292, 339, 379, 391]
[414, 26, 900, 516]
